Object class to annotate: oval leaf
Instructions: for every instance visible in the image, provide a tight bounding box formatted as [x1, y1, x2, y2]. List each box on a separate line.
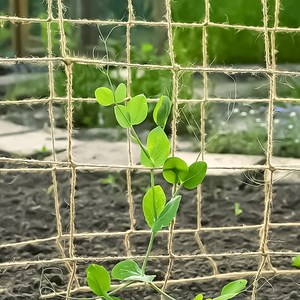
[86, 264, 111, 296]
[221, 279, 247, 296]
[114, 105, 131, 128]
[183, 161, 207, 190]
[112, 260, 155, 283]
[194, 295, 204, 300]
[140, 126, 170, 167]
[112, 259, 142, 280]
[143, 185, 166, 228]
[95, 87, 114, 106]
[152, 195, 181, 234]
[127, 94, 148, 125]
[153, 95, 172, 129]
[163, 157, 189, 184]
[115, 83, 127, 103]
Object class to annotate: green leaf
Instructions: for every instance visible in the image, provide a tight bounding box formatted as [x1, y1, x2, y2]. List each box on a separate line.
[140, 126, 170, 167]
[292, 255, 300, 268]
[114, 105, 131, 128]
[153, 95, 172, 129]
[183, 161, 207, 190]
[163, 157, 189, 184]
[221, 279, 247, 296]
[213, 295, 238, 300]
[127, 94, 148, 125]
[115, 83, 127, 103]
[143, 185, 166, 228]
[152, 195, 181, 234]
[86, 264, 111, 297]
[95, 87, 114, 106]
[194, 294, 204, 300]
[234, 202, 243, 216]
[112, 260, 141, 280]
[111, 260, 155, 283]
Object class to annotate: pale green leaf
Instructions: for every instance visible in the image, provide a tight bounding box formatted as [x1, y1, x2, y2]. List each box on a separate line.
[112, 260, 141, 280]
[111, 260, 155, 283]
[143, 185, 166, 228]
[221, 279, 247, 296]
[127, 94, 148, 125]
[163, 157, 189, 184]
[153, 95, 172, 129]
[86, 264, 110, 296]
[194, 294, 204, 300]
[140, 126, 170, 167]
[183, 161, 207, 190]
[213, 295, 237, 300]
[115, 83, 127, 103]
[95, 87, 114, 106]
[234, 202, 243, 216]
[152, 195, 181, 234]
[292, 255, 300, 268]
[114, 105, 131, 128]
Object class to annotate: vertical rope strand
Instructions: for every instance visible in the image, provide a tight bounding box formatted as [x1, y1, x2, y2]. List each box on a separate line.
[162, 0, 179, 296]
[56, 0, 77, 297]
[46, 1, 78, 286]
[251, 0, 278, 298]
[124, 0, 136, 258]
[195, 0, 219, 276]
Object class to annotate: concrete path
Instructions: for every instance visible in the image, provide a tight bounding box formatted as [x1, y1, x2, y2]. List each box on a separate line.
[1, 119, 300, 183]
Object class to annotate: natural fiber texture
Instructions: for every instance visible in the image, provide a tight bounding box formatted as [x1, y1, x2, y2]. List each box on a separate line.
[1, 0, 300, 299]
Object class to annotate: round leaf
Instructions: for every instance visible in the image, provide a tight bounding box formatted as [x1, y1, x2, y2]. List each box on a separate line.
[112, 259, 141, 281]
[95, 87, 114, 106]
[194, 295, 204, 300]
[143, 185, 166, 228]
[115, 83, 127, 103]
[163, 157, 189, 184]
[114, 105, 131, 128]
[140, 126, 170, 167]
[153, 95, 172, 128]
[127, 94, 148, 125]
[183, 161, 207, 190]
[86, 264, 111, 296]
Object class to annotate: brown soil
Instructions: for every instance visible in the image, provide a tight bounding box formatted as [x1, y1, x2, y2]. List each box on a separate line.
[1, 168, 300, 300]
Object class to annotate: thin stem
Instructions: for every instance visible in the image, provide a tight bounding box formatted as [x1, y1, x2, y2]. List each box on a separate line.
[148, 282, 176, 300]
[173, 184, 182, 198]
[130, 127, 152, 162]
[108, 281, 134, 295]
[141, 231, 155, 275]
[114, 105, 149, 161]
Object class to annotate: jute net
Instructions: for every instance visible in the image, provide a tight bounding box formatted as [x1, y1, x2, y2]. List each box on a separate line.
[0, 0, 300, 299]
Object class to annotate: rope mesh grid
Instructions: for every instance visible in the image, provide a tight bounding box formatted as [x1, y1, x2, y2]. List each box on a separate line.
[1, 0, 300, 299]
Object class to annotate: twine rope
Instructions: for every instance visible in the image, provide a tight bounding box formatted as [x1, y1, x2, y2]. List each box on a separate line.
[0, 0, 300, 298]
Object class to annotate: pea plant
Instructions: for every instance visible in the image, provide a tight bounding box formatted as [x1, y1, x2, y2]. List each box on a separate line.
[85, 83, 247, 300]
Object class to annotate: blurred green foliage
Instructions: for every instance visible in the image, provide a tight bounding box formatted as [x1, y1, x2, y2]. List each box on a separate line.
[172, 0, 300, 64]
[0, 17, 11, 57]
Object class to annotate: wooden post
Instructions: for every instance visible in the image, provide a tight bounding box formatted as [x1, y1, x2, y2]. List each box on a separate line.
[9, 0, 29, 57]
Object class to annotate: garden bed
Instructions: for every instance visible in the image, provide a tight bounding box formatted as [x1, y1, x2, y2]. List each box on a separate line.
[1, 168, 300, 299]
